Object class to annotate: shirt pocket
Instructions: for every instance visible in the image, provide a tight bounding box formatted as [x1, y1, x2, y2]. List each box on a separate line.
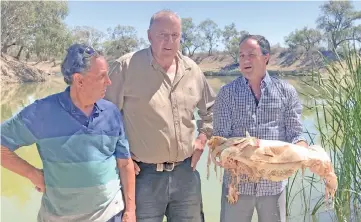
[182, 85, 199, 112]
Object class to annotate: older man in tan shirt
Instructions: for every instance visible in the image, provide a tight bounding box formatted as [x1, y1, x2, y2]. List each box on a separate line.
[105, 9, 216, 222]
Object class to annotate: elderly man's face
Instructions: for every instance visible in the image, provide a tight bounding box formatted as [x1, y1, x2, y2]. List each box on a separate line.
[74, 56, 111, 102]
[148, 15, 181, 61]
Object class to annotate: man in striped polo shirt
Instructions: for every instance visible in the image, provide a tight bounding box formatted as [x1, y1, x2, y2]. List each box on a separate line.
[1, 44, 136, 222]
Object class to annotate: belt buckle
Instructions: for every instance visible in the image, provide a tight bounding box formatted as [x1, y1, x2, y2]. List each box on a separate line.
[164, 162, 175, 171]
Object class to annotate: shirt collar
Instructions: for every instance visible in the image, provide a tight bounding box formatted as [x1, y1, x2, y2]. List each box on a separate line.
[242, 71, 272, 88]
[146, 46, 191, 70]
[58, 86, 105, 113]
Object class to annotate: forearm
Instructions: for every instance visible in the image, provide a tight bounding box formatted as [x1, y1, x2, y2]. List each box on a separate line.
[117, 158, 136, 211]
[1, 146, 37, 180]
[196, 132, 207, 146]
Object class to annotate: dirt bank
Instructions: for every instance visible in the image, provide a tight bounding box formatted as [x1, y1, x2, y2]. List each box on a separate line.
[0, 54, 56, 86]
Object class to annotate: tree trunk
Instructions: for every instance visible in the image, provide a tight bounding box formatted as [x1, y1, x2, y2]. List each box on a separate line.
[181, 47, 187, 56]
[15, 46, 24, 60]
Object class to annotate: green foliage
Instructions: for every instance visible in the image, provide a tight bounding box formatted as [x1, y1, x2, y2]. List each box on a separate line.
[310, 46, 360, 221]
[198, 19, 222, 56]
[1, 0, 360, 66]
[181, 18, 204, 57]
[286, 44, 361, 221]
[1, 1, 70, 61]
[222, 23, 248, 63]
[285, 27, 322, 53]
[316, 0, 361, 50]
[71, 26, 105, 50]
[103, 25, 146, 60]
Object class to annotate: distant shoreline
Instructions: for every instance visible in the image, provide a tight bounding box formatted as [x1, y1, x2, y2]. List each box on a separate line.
[203, 69, 316, 77]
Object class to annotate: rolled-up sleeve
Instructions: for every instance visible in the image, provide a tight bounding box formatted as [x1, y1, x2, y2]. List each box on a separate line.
[115, 112, 131, 159]
[1, 105, 38, 151]
[284, 85, 307, 144]
[196, 72, 217, 139]
[212, 86, 232, 138]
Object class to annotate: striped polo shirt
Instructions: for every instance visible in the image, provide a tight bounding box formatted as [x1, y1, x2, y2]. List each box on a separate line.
[1, 87, 131, 222]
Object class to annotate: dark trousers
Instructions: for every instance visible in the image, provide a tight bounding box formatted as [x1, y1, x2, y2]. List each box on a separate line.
[135, 157, 204, 222]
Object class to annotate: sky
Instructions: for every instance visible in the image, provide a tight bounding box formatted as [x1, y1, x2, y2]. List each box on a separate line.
[64, 1, 361, 49]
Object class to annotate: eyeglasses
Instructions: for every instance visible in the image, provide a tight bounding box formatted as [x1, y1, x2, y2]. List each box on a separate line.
[83, 46, 98, 58]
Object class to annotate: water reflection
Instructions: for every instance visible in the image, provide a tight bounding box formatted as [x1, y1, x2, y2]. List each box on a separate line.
[1, 77, 67, 222]
[1, 76, 331, 222]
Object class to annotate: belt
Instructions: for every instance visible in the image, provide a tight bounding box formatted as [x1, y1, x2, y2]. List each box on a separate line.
[135, 159, 188, 172]
[156, 161, 183, 172]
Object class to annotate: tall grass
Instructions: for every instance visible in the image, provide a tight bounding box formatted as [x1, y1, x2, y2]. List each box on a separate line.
[287, 46, 361, 221]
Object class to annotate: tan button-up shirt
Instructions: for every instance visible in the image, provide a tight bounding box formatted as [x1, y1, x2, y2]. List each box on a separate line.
[105, 48, 216, 164]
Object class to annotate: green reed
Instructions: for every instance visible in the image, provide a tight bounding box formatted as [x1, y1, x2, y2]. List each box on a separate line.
[286, 45, 361, 221]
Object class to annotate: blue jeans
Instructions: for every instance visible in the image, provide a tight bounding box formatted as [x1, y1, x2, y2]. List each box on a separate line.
[107, 210, 123, 222]
[220, 183, 286, 222]
[135, 157, 204, 222]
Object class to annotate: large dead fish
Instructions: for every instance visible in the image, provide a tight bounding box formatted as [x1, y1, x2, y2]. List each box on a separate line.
[207, 132, 338, 205]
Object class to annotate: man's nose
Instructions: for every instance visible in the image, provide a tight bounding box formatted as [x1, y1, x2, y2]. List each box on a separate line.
[164, 34, 174, 43]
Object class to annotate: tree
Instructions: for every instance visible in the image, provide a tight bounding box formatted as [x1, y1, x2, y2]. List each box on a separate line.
[284, 27, 322, 53]
[222, 23, 249, 62]
[1, 1, 69, 61]
[32, 24, 73, 64]
[199, 19, 221, 56]
[180, 18, 204, 57]
[71, 26, 105, 49]
[316, 0, 361, 51]
[1, 1, 36, 53]
[103, 25, 143, 60]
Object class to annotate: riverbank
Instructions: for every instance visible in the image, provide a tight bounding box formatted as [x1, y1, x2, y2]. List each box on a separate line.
[0, 47, 332, 87]
[0, 54, 57, 86]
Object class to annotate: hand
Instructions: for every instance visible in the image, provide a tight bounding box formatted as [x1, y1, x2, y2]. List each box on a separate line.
[131, 153, 141, 175]
[122, 210, 136, 222]
[28, 168, 45, 192]
[133, 161, 140, 175]
[191, 133, 207, 171]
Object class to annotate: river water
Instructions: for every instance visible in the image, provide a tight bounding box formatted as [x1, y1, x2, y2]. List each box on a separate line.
[1, 76, 337, 222]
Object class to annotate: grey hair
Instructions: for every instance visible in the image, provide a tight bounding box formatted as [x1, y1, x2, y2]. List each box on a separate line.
[239, 34, 271, 64]
[60, 43, 103, 85]
[149, 9, 181, 29]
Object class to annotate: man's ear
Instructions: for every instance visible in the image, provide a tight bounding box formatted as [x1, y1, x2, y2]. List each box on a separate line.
[73, 73, 83, 87]
[147, 29, 152, 43]
[265, 53, 270, 65]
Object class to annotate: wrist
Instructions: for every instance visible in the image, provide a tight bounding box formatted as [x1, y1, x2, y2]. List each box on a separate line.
[26, 167, 40, 182]
[124, 207, 136, 212]
[25, 166, 36, 180]
[197, 133, 207, 143]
